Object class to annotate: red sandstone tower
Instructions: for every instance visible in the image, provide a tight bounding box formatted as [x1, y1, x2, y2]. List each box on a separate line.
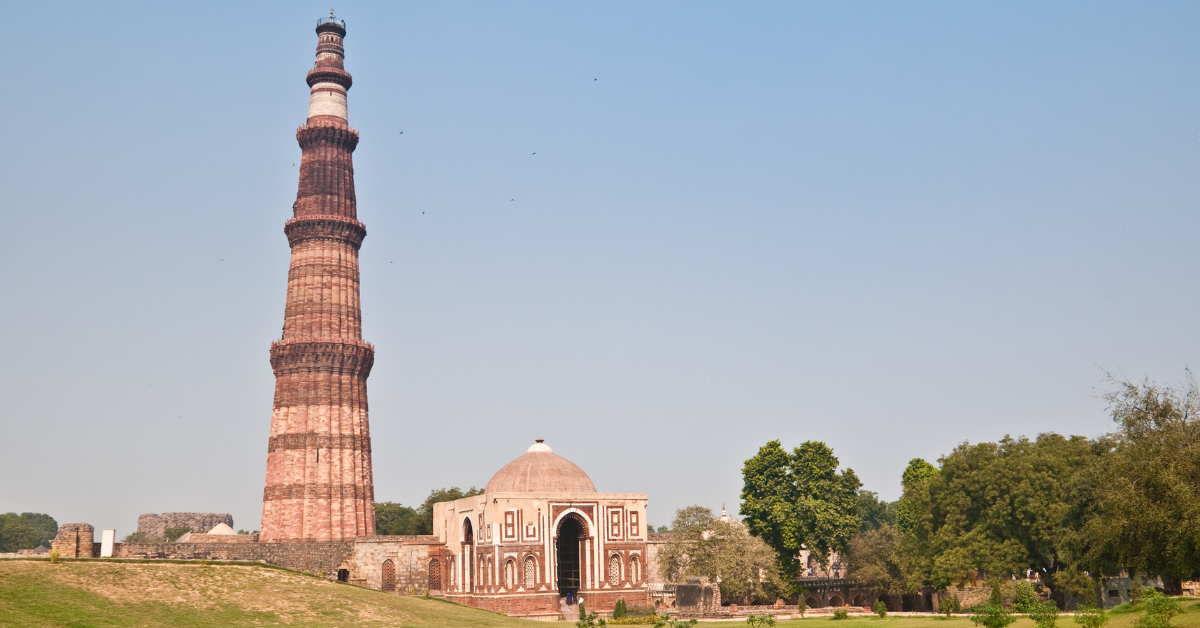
[260, 14, 375, 542]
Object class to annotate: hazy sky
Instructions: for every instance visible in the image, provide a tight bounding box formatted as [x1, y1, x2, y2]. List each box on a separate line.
[3, 1, 1200, 533]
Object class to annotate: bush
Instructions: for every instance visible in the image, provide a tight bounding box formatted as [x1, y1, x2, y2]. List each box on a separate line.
[1134, 590, 1183, 628]
[833, 608, 849, 620]
[746, 614, 776, 627]
[49, 549, 60, 563]
[989, 579, 1005, 608]
[614, 599, 628, 620]
[627, 605, 657, 618]
[1029, 601, 1059, 628]
[1073, 605, 1109, 628]
[1014, 580, 1040, 613]
[163, 525, 192, 542]
[941, 595, 963, 617]
[970, 604, 1016, 628]
[874, 601, 888, 618]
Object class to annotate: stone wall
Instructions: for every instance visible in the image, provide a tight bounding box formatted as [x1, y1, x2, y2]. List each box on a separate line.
[114, 541, 353, 577]
[137, 513, 233, 538]
[51, 523, 95, 558]
[345, 536, 440, 592]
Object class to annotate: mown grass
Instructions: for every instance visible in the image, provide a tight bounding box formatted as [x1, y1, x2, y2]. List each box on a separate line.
[4, 559, 1199, 628]
[0, 559, 535, 627]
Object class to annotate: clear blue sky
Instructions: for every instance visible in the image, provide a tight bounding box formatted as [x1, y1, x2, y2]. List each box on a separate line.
[2, 1, 1199, 533]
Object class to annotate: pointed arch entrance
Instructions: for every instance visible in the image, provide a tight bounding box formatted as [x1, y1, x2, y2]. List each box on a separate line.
[462, 518, 475, 593]
[555, 513, 587, 601]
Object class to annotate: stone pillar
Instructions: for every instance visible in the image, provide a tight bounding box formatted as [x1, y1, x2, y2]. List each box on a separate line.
[260, 12, 375, 542]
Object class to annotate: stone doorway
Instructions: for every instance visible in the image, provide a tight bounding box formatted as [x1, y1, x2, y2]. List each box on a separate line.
[463, 519, 475, 593]
[556, 513, 586, 600]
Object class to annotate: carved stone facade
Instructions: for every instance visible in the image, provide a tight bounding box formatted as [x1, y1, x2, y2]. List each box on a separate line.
[260, 15, 375, 543]
[426, 440, 650, 618]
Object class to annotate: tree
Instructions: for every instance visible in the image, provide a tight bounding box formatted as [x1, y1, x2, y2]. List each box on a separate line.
[0, 513, 57, 551]
[858, 492, 896, 532]
[1013, 579, 1039, 613]
[740, 440, 862, 583]
[1134, 589, 1183, 628]
[1030, 602, 1059, 628]
[1084, 373, 1200, 583]
[971, 604, 1016, 628]
[400, 487, 482, 535]
[846, 523, 903, 595]
[374, 502, 420, 535]
[656, 505, 785, 605]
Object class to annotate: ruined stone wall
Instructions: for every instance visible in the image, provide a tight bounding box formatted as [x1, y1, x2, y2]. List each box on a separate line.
[114, 541, 353, 577]
[51, 523, 95, 558]
[346, 536, 439, 592]
[137, 513, 233, 538]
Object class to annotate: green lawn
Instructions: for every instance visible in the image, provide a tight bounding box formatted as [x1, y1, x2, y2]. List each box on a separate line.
[0, 559, 534, 627]
[4, 559, 1198, 628]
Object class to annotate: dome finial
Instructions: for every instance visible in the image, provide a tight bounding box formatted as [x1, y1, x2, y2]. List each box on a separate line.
[527, 438, 552, 453]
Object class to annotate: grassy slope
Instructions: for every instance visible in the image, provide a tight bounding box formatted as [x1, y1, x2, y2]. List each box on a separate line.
[4, 560, 1199, 628]
[0, 559, 533, 628]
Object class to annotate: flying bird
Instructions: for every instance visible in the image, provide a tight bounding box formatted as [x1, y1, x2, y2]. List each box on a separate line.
[399, 130, 404, 134]
[532, 152, 536, 155]
[594, 78, 597, 81]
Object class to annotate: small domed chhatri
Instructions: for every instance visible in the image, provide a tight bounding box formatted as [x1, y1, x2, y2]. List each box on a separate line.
[430, 438, 650, 618]
[485, 439, 597, 494]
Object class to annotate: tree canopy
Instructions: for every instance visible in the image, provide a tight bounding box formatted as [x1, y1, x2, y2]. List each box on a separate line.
[374, 487, 482, 536]
[740, 440, 861, 582]
[655, 505, 785, 605]
[0, 513, 57, 552]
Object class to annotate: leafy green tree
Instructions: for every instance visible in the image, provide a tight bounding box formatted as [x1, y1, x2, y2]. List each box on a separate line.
[971, 604, 1016, 628]
[1013, 580, 1039, 613]
[1029, 602, 1059, 628]
[940, 595, 962, 617]
[656, 505, 785, 605]
[740, 440, 862, 583]
[847, 523, 903, 595]
[405, 487, 482, 535]
[0, 513, 57, 551]
[374, 502, 420, 535]
[988, 578, 1005, 607]
[1084, 373, 1200, 583]
[1133, 589, 1183, 628]
[163, 525, 192, 541]
[893, 436, 1101, 595]
[858, 491, 897, 532]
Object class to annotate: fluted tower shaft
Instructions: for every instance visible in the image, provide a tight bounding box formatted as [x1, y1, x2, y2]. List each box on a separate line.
[260, 16, 375, 542]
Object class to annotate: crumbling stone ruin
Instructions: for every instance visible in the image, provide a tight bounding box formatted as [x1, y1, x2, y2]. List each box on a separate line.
[51, 523, 95, 558]
[137, 513, 233, 538]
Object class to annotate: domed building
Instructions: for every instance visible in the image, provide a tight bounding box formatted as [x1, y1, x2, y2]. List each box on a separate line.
[430, 439, 650, 616]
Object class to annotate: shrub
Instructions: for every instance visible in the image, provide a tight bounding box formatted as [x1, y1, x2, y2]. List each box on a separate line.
[941, 595, 963, 617]
[614, 599, 628, 620]
[627, 605, 657, 618]
[1014, 580, 1040, 613]
[833, 608, 849, 620]
[1073, 605, 1109, 628]
[163, 525, 192, 542]
[1134, 590, 1183, 628]
[1029, 601, 1059, 628]
[988, 579, 1005, 608]
[874, 601, 888, 618]
[746, 614, 776, 627]
[49, 549, 60, 563]
[970, 604, 1016, 628]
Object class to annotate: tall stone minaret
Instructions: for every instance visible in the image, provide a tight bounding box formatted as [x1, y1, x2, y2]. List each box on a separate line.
[260, 13, 375, 542]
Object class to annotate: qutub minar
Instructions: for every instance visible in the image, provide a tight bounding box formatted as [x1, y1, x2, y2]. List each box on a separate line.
[47, 14, 898, 620]
[260, 13, 376, 542]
